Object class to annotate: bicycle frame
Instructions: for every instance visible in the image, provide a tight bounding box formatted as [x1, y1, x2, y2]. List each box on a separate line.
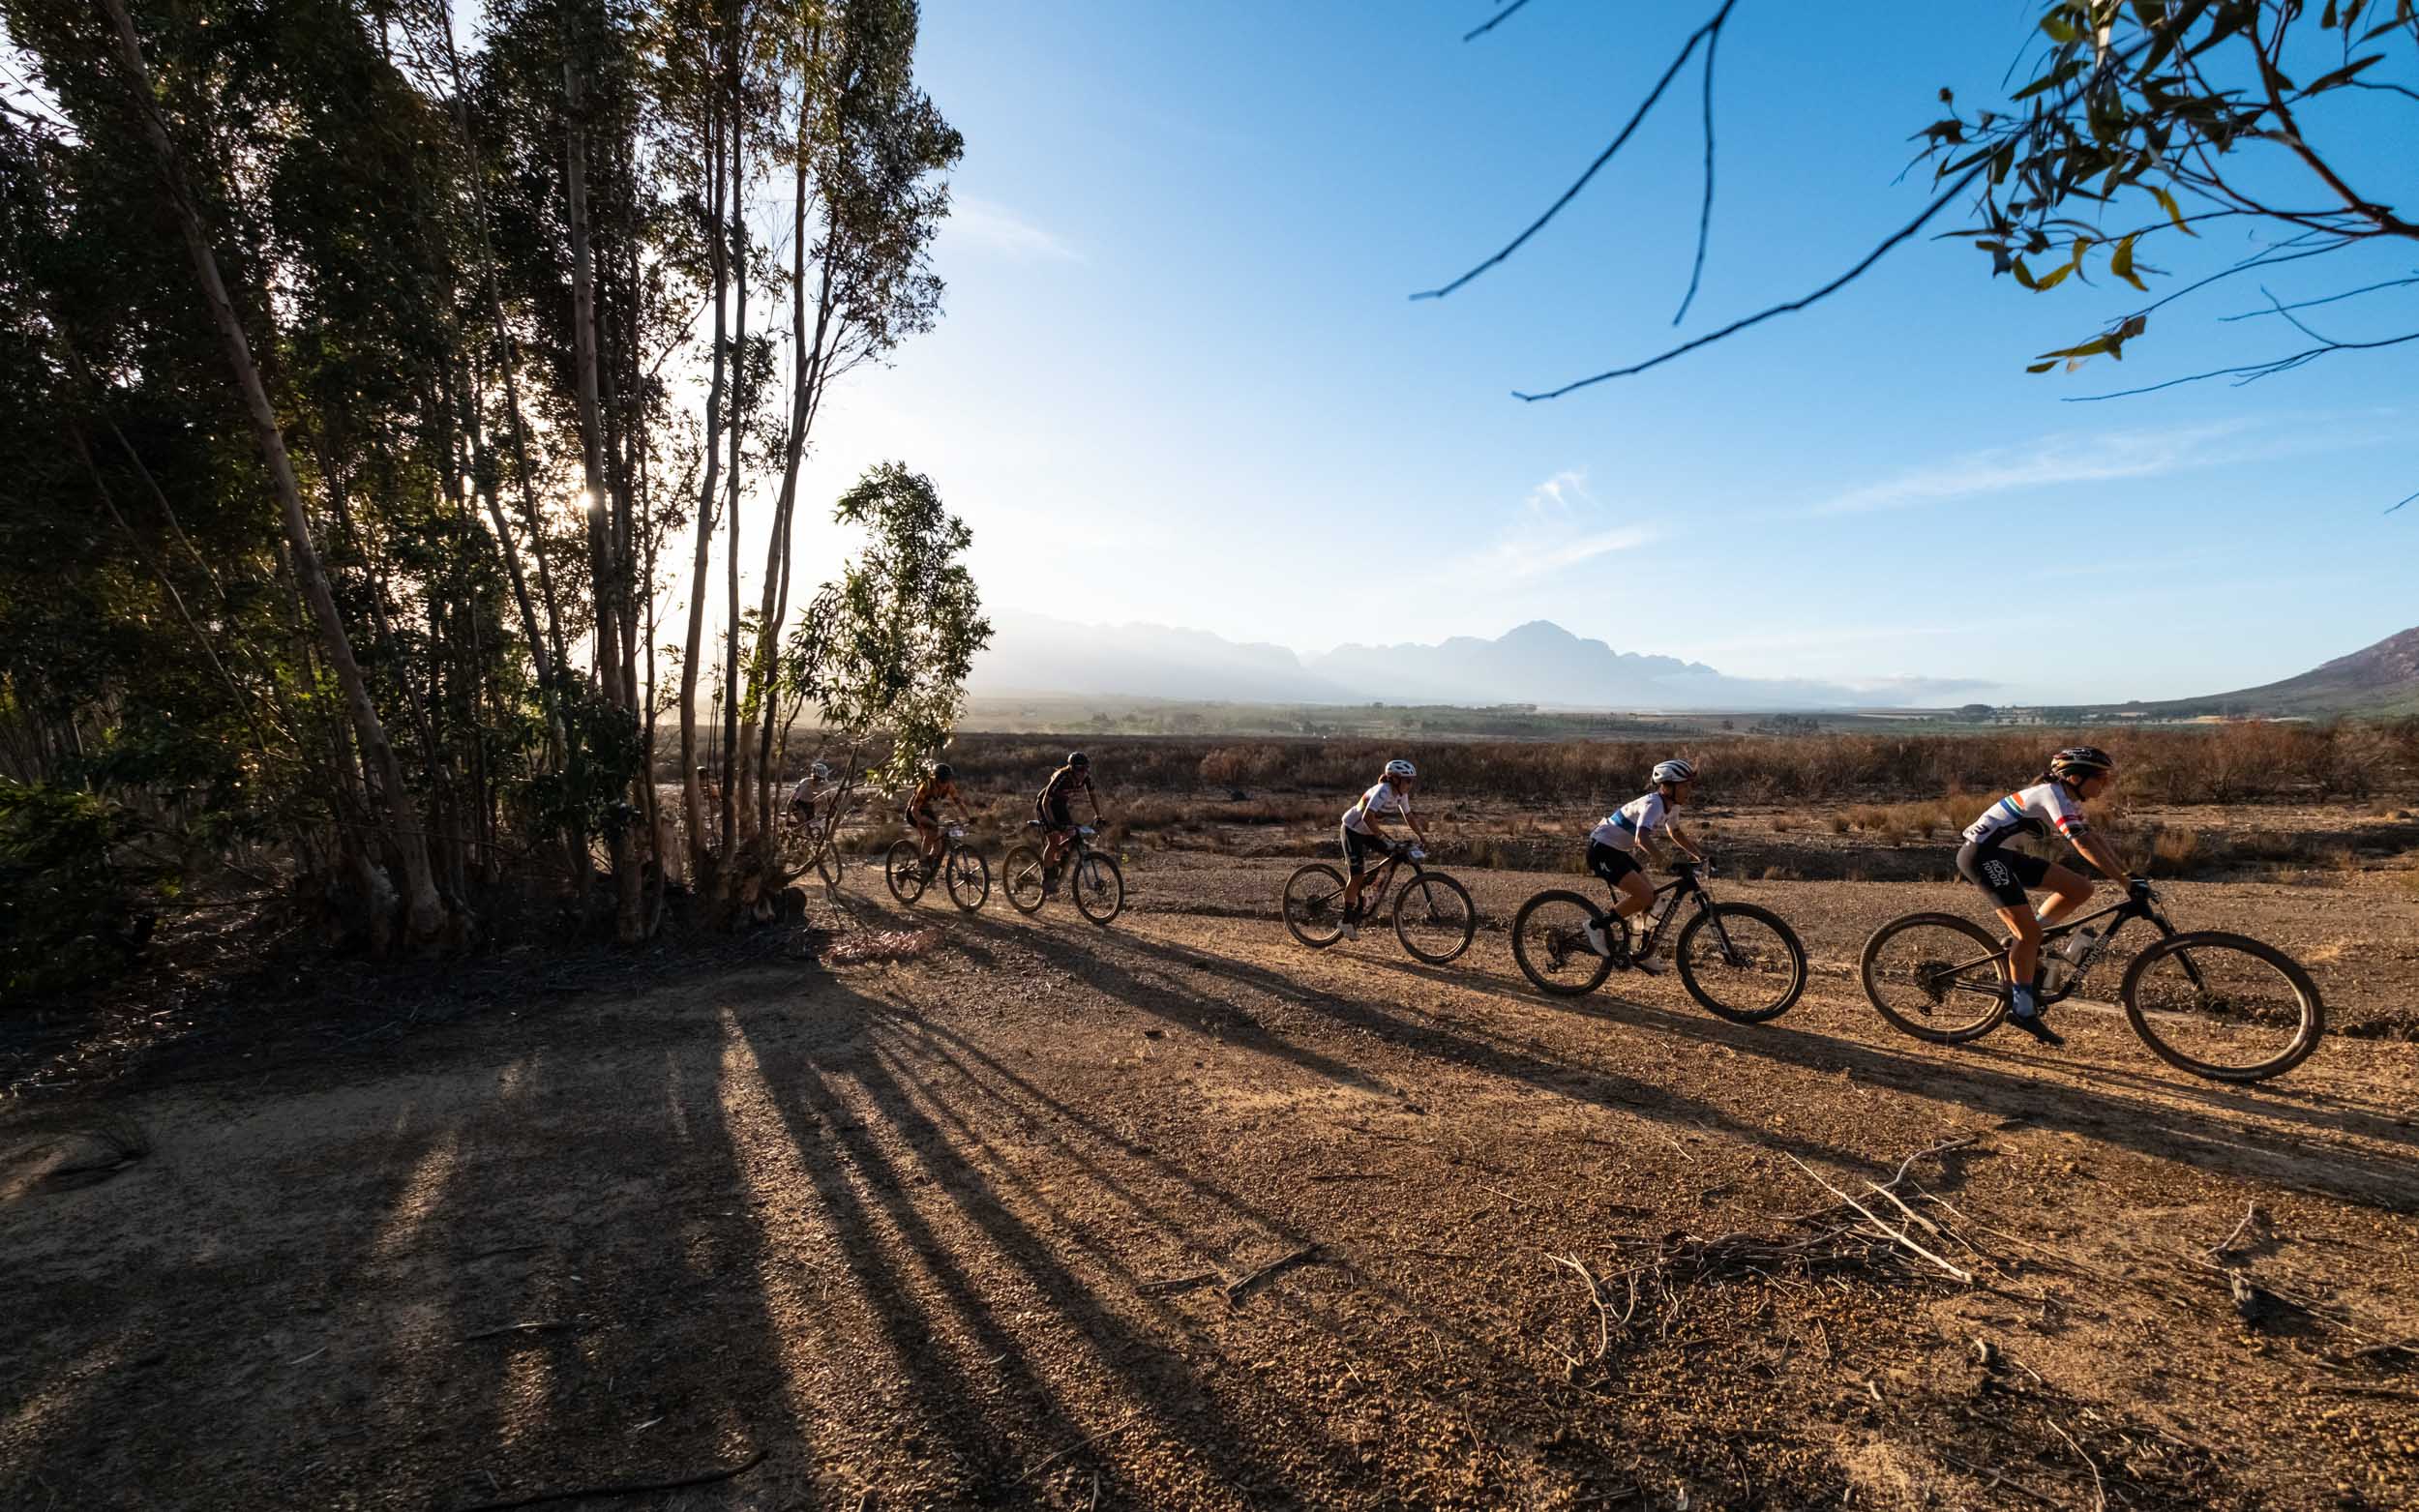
[1351, 844, 1435, 912]
[1610, 864, 1740, 961]
[1940, 892, 2182, 1004]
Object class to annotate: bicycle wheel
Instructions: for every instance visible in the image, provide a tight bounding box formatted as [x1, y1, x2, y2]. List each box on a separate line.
[2120, 932, 2324, 1082]
[1393, 874, 1476, 964]
[1003, 845, 1047, 914]
[945, 846, 990, 912]
[1675, 904, 1807, 1023]
[1283, 863, 1349, 948]
[1072, 851, 1124, 925]
[1510, 890, 1622, 997]
[810, 840, 841, 890]
[884, 839, 928, 905]
[1861, 913, 2007, 1044]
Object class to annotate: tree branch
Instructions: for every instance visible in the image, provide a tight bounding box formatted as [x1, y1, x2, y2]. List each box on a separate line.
[1463, 0, 1544, 44]
[2254, 40, 2419, 241]
[1511, 160, 1987, 400]
[1673, 21, 1720, 325]
[1415, 0, 1738, 301]
[2068, 326, 2419, 400]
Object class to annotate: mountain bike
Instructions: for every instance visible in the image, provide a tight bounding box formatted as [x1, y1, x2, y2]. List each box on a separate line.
[780, 802, 843, 890]
[1004, 823, 1124, 924]
[1282, 842, 1476, 964]
[884, 825, 989, 911]
[1859, 881, 2323, 1082]
[1509, 860, 1807, 1023]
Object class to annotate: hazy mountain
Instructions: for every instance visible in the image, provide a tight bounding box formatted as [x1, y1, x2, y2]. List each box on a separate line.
[971, 612, 1991, 709]
[2122, 624, 2419, 717]
[1308, 620, 1717, 706]
[971, 609, 1352, 702]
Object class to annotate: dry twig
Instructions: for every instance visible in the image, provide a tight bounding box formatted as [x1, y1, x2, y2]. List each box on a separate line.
[451, 1447, 765, 1511]
[1224, 1244, 1319, 1307]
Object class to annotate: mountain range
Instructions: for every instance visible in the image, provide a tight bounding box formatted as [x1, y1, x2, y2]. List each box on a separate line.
[2121, 624, 2419, 718]
[971, 611, 1991, 710]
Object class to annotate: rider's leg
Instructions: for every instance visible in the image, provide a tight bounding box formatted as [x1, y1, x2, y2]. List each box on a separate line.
[1612, 869, 1656, 920]
[2033, 862, 2095, 928]
[1997, 902, 2044, 993]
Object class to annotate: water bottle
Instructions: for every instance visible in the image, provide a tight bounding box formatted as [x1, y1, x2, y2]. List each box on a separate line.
[2060, 926, 2100, 965]
[2037, 955, 2071, 993]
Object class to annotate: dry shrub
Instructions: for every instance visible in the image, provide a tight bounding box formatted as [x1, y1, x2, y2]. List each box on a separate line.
[2150, 825, 2201, 871]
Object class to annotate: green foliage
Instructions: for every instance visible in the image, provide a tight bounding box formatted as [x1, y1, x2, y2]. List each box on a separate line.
[1922, 0, 2419, 373]
[784, 463, 990, 786]
[0, 780, 159, 1005]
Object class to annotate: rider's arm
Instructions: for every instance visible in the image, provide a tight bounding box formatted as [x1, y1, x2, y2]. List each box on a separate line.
[2072, 829, 2132, 883]
[1089, 774, 1105, 820]
[1663, 819, 1705, 865]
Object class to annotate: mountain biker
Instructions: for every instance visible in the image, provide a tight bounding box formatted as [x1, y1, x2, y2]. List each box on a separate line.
[1956, 745, 2144, 1048]
[1035, 752, 1104, 891]
[1340, 758, 1427, 939]
[907, 760, 971, 876]
[1584, 758, 1707, 971]
[788, 760, 833, 829]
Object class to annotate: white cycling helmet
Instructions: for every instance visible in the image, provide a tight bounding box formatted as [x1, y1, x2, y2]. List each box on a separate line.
[810, 760, 832, 781]
[1384, 758, 1417, 780]
[1651, 758, 1696, 786]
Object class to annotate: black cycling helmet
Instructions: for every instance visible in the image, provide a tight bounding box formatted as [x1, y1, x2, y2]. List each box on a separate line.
[1068, 751, 1089, 768]
[933, 761, 954, 781]
[2048, 746, 2114, 781]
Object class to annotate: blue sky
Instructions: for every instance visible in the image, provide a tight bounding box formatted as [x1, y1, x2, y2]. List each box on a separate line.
[771, 0, 2418, 705]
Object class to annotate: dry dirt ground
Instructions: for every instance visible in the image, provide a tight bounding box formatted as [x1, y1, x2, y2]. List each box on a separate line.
[5, 855, 2418, 1511]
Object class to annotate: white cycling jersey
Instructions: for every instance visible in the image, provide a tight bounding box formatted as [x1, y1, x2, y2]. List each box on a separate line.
[1961, 781, 2089, 848]
[1343, 780, 1413, 835]
[1591, 791, 1670, 852]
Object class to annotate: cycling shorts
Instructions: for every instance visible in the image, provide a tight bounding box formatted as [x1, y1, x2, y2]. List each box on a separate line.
[1036, 795, 1075, 831]
[1340, 823, 1393, 876]
[908, 804, 940, 830]
[1587, 840, 1644, 890]
[1956, 842, 2049, 909]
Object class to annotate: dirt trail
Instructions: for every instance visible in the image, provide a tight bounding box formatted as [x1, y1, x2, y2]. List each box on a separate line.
[5, 872, 2417, 1510]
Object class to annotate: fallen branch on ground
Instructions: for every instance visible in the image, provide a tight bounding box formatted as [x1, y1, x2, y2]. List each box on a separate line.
[1012, 1409, 1145, 1486]
[823, 926, 941, 965]
[1224, 1243, 1319, 1307]
[451, 1447, 765, 1511]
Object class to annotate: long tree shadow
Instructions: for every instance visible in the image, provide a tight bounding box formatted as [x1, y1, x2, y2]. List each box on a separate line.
[1326, 942, 2419, 1213]
[940, 909, 1880, 1181]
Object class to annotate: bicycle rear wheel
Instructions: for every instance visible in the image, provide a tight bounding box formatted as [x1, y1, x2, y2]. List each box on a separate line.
[1073, 852, 1124, 925]
[1003, 845, 1047, 914]
[1393, 874, 1475, 964]
[884, 840, 928, 905]
[1861, 913, 2006, 1043]
[945, 846, 990, 912]
[1510, 890, 1621, 996]
[2120, 932, 2324, 1082]
[1675, 903, 1807, 1023]
[1282, 863, 1348, 948]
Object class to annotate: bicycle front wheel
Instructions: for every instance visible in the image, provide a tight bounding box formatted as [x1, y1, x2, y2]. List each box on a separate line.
[1510, 890, 1621, 997]
[1861, 913, 2006, 1043]
[884, 840, 928, 905]
[1393, 874, 1475, 964]
[1073, 852, 1124, 925]
[2121, 932, 2324, 1082]
[1676, 903, 1807, 1023]
[945, 846, 990, 912]
[1282, 864, 1348, 948]
[1003, 845, 1047, 914]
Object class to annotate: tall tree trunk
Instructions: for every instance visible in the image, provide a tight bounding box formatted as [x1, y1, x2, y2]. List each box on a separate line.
[103, 0, 448, 946]
[678, 84, 731, 889]
[718, 56, 748, 873]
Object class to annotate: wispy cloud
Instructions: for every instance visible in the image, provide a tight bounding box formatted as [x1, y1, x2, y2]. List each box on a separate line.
[945, 194, 1083, 262]
[1474, 469, 1657, 581]
[1808, 420, 2257, 517]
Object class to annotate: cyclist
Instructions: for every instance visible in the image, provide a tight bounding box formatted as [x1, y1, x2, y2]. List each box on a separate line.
[1956, 745, 2144, 1047]
[788, 760, 833, 830]
[906, 760, 971, 876]
[1035, 752, 1104, 890]
[1340, 758, 1426, 939]
[1584, 758, 1707, 971]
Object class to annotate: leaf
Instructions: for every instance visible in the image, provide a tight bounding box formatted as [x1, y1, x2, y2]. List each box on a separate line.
[2148, 184, 2195, 234]
[2042, 13, 2081, 42]
[2109, 232, 2148, 290]
[2321, 0, 2338, 26]
[2013, 57, 2087, 101]
[2026, 360, 2060, 372]
[2037, 335, 2114, 359]
[2033, 262, 2076, 290]
[2012, 255, 2040, 289]
[2301, 54, 2385, 94]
